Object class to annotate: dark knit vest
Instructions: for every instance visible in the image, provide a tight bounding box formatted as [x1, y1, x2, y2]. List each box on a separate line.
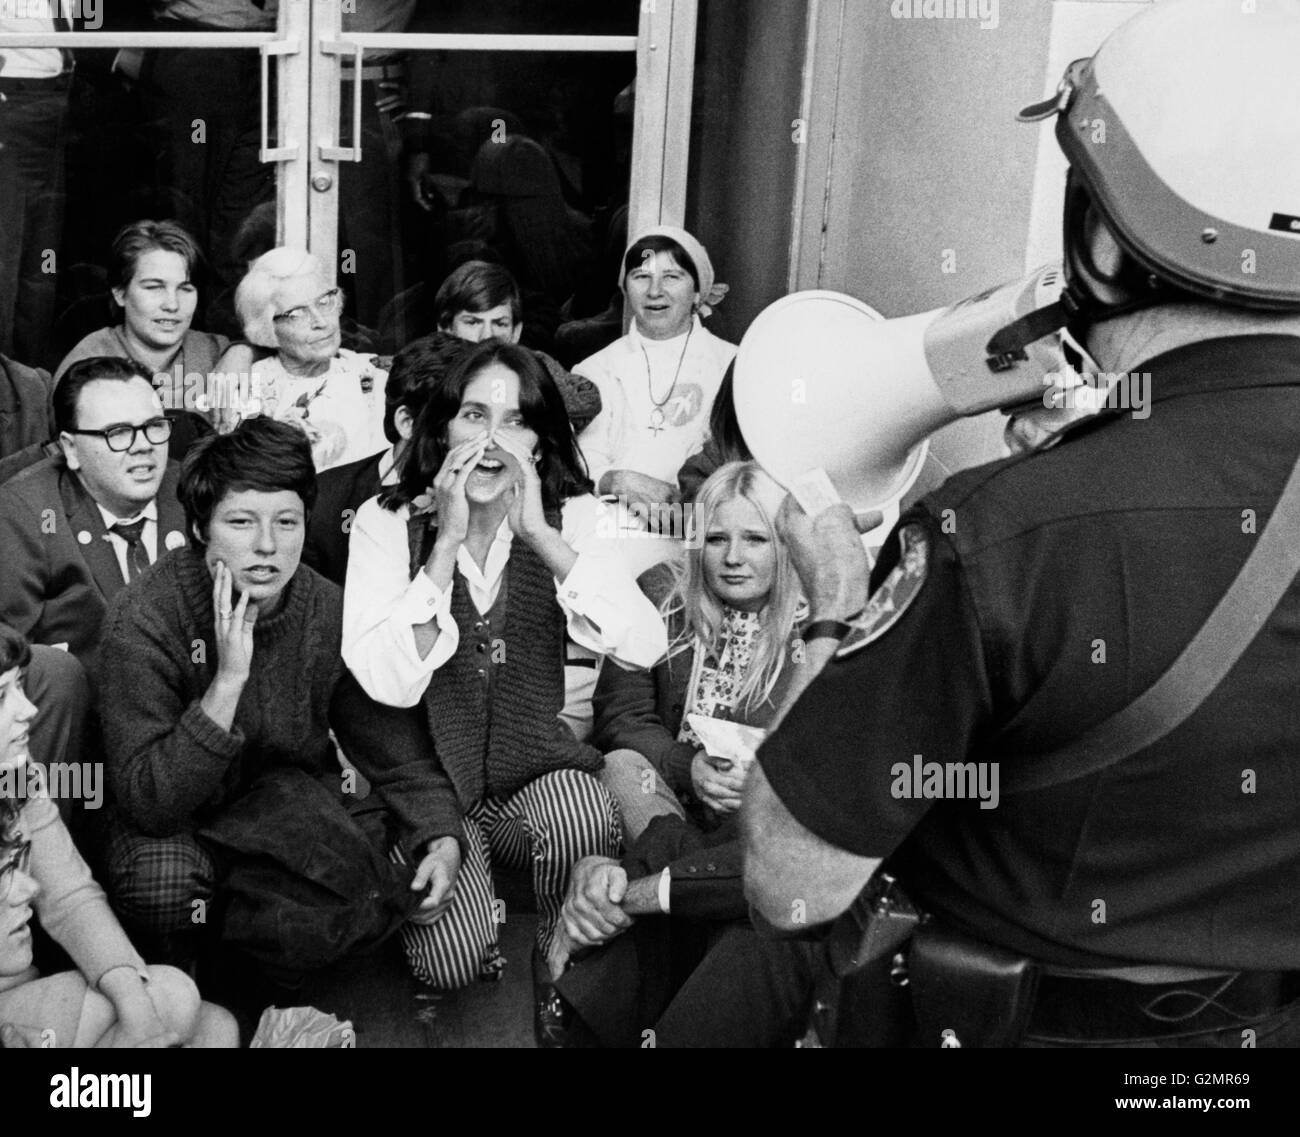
[406, 508, 602, 806]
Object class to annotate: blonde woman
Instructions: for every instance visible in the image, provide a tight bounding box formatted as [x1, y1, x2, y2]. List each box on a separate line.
[592, 460, 805, 841]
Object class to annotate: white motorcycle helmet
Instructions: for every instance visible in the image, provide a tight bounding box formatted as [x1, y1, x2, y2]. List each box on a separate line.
[1020, 0, 1300, 321]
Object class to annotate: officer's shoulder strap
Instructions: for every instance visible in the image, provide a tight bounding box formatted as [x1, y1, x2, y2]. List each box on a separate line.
[1003, 451, 1300, 796]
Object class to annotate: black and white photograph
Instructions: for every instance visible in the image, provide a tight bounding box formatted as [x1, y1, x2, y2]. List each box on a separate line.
[0, 0, 1296, 1115]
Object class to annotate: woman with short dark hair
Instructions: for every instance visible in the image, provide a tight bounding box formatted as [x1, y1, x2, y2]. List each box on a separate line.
[343, 339, 667, 1014]
[95, 418, 445, 968]
[54, 220, 229, 414]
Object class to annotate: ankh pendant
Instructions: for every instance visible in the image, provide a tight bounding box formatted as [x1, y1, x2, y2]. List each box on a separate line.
[648, 407, 666, 436]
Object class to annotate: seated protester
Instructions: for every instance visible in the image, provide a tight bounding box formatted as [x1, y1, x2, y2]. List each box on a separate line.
[0, 358, 188, 672]
[593, 461, 805, 843]
[406, 259, 602, 433]
[230, 249, 388, 471]
[576, 226, 735, 521]
[303, 335, 473, 586]
[342, 341, 667, 1015]
[675, 361, 751, 505]
[18, 647, 90, 829]
[0, 623, 237, 1048]
[545, 463, 815, 1046]
[403, 264, 607, 739]
[54, 220, 229, 410]
[547, 819, 820, 1049]
[95, 419, 451, 967]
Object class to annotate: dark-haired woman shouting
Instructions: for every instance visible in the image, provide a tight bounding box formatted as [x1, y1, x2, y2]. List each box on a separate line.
[343, 340, 666, 994]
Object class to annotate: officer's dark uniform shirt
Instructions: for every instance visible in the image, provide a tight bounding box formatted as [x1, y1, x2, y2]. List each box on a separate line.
[759, 335, 1300, 972]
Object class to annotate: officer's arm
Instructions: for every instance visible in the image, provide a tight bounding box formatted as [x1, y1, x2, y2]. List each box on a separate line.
[743, 762, 880, 929]
[743, 512, 992, 932]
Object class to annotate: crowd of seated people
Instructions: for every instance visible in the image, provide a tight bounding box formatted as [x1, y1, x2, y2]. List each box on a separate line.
[0, 212, 827, 1048]
[0, 3, 800, 1049]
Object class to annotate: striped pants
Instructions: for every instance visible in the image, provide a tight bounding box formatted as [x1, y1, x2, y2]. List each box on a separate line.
[399, 769, 620, 990]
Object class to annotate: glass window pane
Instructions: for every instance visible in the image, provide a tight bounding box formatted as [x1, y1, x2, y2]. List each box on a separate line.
[345, 47, 635, 365]
[0, 7, 278, 378]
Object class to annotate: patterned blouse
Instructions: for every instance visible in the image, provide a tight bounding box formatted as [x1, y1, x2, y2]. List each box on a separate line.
[677, 606, 763, 747]
[248, 348, 388, 472]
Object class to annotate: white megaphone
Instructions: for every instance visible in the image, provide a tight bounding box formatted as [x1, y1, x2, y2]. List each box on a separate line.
[734, 265, 1074, 516]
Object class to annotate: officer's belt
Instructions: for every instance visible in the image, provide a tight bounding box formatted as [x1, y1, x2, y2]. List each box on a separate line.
[1027, 968, 1300, 1043]
[1045, 962, 1233, 983]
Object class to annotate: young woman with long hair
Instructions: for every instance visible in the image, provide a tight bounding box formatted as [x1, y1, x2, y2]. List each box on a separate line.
[592, 460, 806, 841]
[342, 340, 666, 1011]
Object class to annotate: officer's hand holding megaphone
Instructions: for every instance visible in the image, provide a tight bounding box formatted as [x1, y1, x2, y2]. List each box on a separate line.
[776, 497, 883, 625]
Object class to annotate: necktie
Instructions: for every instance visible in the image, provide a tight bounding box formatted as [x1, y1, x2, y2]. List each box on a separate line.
[110, 519, 150, 583]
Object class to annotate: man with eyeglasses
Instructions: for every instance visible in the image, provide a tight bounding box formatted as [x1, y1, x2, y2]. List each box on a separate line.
[0, 356, 189, 673]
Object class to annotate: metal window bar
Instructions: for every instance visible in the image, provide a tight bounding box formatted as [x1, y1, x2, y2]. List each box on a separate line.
[0, 32, 277, 47]
[330, 33, 636, 53]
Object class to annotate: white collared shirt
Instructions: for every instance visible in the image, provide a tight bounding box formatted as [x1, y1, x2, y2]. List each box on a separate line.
[342, 493, 668, 709]
[95, 500, 158, 583]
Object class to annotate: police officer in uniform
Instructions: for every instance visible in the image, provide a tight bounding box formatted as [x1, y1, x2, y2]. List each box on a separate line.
[743, 0, 1300, 1048]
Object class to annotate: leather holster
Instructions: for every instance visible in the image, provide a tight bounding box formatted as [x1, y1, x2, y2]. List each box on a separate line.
[908, 923, 1040, 1048]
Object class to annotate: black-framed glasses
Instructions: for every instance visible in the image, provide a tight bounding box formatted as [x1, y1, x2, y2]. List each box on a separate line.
[273, 287, 344, 327]
[0, 838, 33, 903]
[67, 417, 172, 453]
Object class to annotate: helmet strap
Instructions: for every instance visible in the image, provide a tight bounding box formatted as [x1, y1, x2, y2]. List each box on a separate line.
[1060, 170, 1193, 343]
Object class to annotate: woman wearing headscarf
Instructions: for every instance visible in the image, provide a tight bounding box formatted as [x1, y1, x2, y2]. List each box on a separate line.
[574, 226, 735, 523]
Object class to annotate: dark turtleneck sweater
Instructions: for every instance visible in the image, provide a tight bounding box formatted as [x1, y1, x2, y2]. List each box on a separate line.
[97, 547, 458, 853]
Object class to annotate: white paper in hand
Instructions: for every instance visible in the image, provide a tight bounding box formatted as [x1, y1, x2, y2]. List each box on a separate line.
[687, 714, 768, 769]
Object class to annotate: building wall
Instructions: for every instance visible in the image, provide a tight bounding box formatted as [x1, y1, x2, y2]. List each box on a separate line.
[684, 0, 811, 346]
[676, 1, 1156, 501]
[801, 0, 1152, 497]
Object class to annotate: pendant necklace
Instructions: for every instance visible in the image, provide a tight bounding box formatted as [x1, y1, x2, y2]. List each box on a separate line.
[642, 323, 694, 436]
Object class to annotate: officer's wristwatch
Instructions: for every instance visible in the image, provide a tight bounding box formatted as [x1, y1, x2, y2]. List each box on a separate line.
[802, 611, 864, 643]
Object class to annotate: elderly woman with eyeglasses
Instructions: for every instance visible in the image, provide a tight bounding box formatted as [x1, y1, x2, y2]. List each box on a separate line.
[228, 248, 388, 472]
[0, 622, 237, 1048]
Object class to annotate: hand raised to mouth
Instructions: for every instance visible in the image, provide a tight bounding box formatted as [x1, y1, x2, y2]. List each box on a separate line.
[428, 431, 490, 545]
[493, 430, 548, 541]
